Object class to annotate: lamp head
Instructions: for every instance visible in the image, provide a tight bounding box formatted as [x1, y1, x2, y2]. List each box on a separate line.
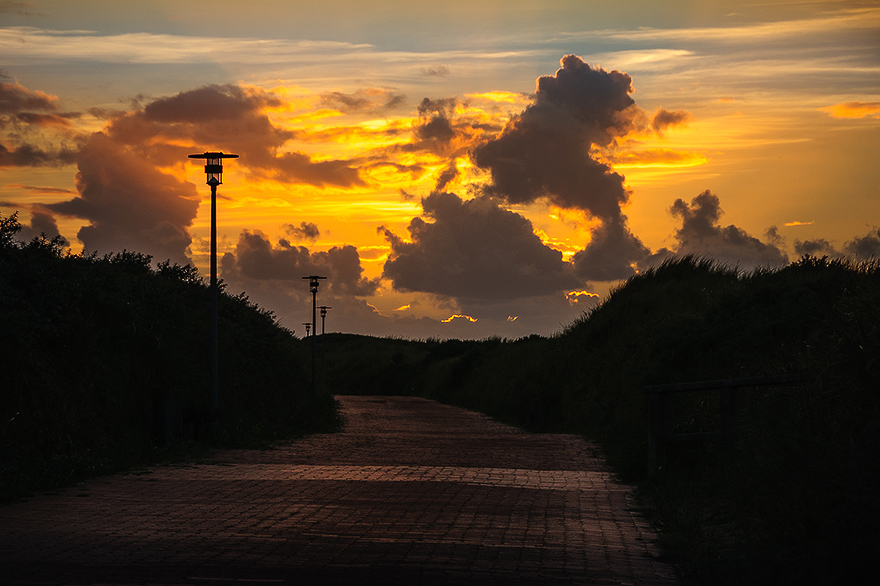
[188, 151, 239, 185]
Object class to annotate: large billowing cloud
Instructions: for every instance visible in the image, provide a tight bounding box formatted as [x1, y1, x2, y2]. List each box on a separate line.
[380, 191, 580, 300]
[472, 54, 637, 218]
[111, 84, 364, 188]
[39, 84, 368, 263]
[661, 190, 789, 269]
[47, 132, 199, 264]
[471, 54, 651, 281]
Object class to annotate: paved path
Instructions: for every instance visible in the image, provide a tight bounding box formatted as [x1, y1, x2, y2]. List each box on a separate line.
[0, 396, 679, 585]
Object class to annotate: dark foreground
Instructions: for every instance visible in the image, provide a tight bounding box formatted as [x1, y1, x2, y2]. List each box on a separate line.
[0, 396, 679, 585]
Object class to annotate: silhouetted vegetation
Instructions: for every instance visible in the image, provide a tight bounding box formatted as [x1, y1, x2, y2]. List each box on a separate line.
[1, 212, 339, 502]
[321, 255, 879, 585]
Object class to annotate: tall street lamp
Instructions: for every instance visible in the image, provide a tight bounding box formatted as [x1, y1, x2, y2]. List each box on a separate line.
[188, 151, 238, 436]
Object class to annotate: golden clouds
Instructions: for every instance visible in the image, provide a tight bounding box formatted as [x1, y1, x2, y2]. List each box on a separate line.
[820, 102, 880, 119]
[442, 314, 477, 323]
[605, 149, 707, 169]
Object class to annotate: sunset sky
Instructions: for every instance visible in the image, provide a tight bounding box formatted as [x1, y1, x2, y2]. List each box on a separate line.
[2, 0, 878, 338]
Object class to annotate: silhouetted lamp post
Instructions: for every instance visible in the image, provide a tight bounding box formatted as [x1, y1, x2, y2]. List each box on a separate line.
[303, 323, 311, 336]
[302, 275, 326, 392]
[188, 151, 238, 436]
[319, 305, 332, 335]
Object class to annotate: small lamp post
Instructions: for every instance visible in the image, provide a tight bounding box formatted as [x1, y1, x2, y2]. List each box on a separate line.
[319, 305, 332, 335]
[188, 151, 238, 436]
[303, 322, 312, 336]
[302, 275, 326, 392]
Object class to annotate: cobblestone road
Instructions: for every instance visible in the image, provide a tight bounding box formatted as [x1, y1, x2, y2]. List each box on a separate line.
[0, 395, 680, 585]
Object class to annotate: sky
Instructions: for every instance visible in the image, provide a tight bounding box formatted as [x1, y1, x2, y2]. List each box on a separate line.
[1, 0, 878, 339]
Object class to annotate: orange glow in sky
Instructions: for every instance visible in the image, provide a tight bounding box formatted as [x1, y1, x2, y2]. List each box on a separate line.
[2, 1, 878, 339]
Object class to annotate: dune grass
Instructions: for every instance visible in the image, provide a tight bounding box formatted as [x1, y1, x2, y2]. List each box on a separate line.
[1, 212, 339, 502]
[320, 255, 879, 584]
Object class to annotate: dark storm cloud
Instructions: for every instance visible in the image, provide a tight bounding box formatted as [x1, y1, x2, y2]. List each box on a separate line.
[47, 132, 199, 264]
[380, 191, 580, 300]
[283, 221, 320, 242]
[666, 190, 788, 269]
[222, 230, 379, 297]
[0, 81, 58, 113]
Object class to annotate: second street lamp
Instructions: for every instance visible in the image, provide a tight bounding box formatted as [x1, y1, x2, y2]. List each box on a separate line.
[319, 305, 332, 335]
[302, 275, 326, 392]
[188, 151, 238, 436]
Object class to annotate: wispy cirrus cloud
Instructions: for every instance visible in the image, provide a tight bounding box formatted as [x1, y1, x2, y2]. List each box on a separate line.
[0, 27, 375, 64]
[591, 7, 880, 43]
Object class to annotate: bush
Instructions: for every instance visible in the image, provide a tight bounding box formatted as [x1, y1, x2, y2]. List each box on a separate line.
[1, 212, 339, 501]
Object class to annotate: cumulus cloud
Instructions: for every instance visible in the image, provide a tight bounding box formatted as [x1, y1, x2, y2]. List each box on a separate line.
[471, 55, 653, 281]
[47, 132, 199, 264]
[572, 218, 652, 281]
[472, 54, 638, 219]
[221, 229, 379, 297]
[665, 190, 788, 269]
[794, 237, 836, 257]
[650, 107, 691, 135]
[842, 228, 880, 259]
[15, 209, 67, 245]
[110, 84, 364, 187]
[284, 221, 320, 242]
[380, 191, 580, 300]
[795, 228, 880, 261]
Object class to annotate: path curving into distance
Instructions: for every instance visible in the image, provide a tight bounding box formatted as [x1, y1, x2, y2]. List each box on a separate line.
[0, 395, 680, 585]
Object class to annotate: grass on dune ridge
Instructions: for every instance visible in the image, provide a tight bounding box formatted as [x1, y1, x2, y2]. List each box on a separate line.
[321, 254, 879, 585]
[1, 212, 340, 502]
[3, 205, 878, 584]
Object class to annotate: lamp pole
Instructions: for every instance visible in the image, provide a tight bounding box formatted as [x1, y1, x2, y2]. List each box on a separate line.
[302, 275, 326, 392]
[188, 151, 238, 437]
[319, 306, 332, 335]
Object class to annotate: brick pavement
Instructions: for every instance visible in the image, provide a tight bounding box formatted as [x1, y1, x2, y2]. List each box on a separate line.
[0, 395, 680, 585]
